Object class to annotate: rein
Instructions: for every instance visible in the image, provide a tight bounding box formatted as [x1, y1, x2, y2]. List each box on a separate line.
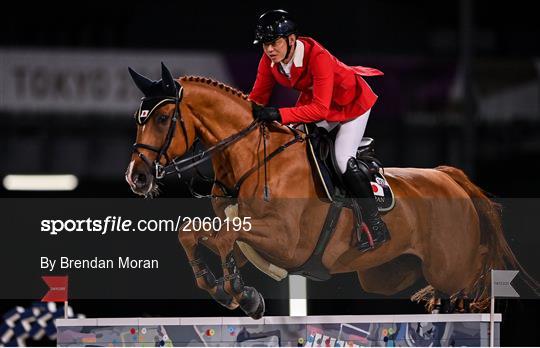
[133, 90, 306, 198]
[161, 120, 259, 179]
[180, 122, 305, 199]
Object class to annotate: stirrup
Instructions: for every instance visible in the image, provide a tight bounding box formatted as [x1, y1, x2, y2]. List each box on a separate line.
[357, 221, 388, 252]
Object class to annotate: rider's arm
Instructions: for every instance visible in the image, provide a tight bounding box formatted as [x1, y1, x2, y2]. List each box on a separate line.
[248, 55, 276, 106]
[279, 52, 334, 124]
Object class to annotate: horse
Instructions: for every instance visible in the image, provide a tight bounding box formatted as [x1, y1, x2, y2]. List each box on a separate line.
[125, 63, 536, 319]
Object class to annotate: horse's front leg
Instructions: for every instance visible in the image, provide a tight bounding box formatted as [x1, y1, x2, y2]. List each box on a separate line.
[221, 249, 265, 319]
[177, 226, 238, 310]
[201, 222, 264, 319]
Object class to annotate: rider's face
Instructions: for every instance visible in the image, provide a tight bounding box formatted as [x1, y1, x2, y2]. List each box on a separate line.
[263, 36, 294, 64]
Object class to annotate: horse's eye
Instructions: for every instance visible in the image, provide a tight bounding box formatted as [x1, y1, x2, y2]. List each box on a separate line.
[158, 114, 169, 124]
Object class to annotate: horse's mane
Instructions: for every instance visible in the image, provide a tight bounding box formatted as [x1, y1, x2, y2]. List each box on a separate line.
[179, 75, 297, 137]
[180, 76, 249, 101]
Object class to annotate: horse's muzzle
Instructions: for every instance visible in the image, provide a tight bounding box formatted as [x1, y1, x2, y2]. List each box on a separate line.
[133, 172, 149, 189]
[126, 160, 154, 196]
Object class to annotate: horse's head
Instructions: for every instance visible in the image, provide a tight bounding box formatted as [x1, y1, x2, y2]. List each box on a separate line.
[125, 63, 195, 197]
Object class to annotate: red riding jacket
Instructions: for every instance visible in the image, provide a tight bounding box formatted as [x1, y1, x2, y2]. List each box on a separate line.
[249, 37, 384, 124]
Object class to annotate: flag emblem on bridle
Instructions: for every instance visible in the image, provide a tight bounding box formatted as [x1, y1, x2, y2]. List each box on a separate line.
[139, 110, 149, 122]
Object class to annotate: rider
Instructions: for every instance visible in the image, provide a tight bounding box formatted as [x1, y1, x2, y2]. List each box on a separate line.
[249, 9, 389, 249]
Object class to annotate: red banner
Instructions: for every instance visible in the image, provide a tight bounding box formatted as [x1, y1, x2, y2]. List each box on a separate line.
[41, 276, 69, 302]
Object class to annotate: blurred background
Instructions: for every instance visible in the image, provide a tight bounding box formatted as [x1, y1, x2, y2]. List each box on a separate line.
[1, 0, 539, 346]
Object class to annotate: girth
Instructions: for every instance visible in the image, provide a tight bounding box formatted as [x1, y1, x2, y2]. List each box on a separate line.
[288, 199, 349, 281]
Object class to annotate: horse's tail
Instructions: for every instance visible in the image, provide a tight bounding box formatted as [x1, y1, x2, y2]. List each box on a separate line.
[435, 165, 539, 311]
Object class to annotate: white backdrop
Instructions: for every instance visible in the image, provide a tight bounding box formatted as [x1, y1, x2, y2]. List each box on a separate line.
[0, 48, 233, 115]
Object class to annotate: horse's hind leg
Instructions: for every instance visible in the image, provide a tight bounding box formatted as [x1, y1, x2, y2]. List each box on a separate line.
[178, 228, 238, 310]
[357, 254, 423, 296]
[357, 255, 471, 313]
[420, 242, 484, 313]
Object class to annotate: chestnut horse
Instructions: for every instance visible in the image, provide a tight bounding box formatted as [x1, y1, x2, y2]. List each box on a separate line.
[125, 64, 532, 319]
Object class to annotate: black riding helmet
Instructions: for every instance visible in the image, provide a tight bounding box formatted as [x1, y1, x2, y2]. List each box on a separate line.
[253, 9, 297, 45]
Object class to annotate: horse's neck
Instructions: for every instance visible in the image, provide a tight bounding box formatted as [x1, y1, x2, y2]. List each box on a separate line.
[187, 83, 259, 184]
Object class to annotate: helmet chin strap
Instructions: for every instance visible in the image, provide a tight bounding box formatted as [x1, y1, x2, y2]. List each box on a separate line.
[282, 36, 295, 64]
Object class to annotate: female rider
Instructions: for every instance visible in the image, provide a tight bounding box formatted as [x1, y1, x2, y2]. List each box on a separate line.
[249, 9, 389, 250]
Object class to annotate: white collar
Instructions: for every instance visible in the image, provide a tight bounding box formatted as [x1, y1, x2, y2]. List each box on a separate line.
[270, 39, 305, 68]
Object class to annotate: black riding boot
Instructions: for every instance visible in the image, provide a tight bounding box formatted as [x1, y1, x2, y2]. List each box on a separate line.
[342, 157, 390, 251]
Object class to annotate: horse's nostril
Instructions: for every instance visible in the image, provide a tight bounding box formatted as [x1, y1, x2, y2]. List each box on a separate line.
[133, 173, 147, 187]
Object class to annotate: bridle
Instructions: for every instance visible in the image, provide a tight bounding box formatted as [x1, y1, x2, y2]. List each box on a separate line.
[132, 85, 306, 199]
[132, 86, 188, 179]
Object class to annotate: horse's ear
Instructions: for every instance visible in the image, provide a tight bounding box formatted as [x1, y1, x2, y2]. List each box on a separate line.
[160, 62, 177, 96]
[128, 67, 154, 96]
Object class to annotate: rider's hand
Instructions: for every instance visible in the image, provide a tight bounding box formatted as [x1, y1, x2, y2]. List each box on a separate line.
[252, 103, 282, 123]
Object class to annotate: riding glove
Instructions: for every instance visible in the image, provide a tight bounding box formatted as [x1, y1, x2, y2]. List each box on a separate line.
[252, 103, 282, 123]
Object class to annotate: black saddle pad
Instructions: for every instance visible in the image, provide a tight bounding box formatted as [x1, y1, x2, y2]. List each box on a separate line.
[305, 123, 395, 212]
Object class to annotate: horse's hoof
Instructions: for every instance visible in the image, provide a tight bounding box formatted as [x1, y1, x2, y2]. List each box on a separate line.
[239, 287, 265, 319]
[249, 292, 265, 320]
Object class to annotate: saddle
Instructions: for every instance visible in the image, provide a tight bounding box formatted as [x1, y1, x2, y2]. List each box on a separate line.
[287, 124, 395, 281]
[305, 124, 395, 212]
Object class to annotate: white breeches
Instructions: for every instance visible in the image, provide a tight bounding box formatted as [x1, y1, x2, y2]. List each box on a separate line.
[316, 108, 371, 174]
